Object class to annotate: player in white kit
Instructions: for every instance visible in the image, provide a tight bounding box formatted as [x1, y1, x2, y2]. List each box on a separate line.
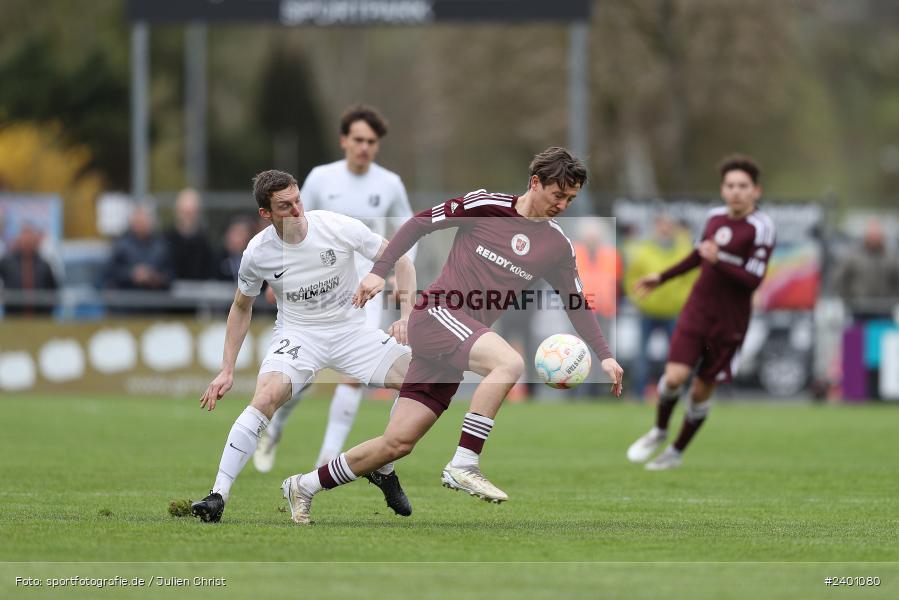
[190, 169, 416, 523]
[253, 105, 417, 476]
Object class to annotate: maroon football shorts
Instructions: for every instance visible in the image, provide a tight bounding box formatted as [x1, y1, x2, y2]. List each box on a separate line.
[667, 324, 743, 384]
[399, 306, 490, 416]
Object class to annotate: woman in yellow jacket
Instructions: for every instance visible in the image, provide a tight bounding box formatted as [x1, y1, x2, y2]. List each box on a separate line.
[624, 215, 697, 398]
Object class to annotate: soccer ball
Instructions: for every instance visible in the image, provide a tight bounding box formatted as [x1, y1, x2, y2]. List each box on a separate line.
[534, 334, 591, 389]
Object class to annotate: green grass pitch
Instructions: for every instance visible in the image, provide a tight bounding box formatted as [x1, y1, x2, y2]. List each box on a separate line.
[1, 394, 897, 598]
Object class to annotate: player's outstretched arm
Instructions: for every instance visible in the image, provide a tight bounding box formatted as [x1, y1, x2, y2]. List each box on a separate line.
[647, 249, 702, 292]
[601, 357, 624, 397]
[200, 290, 254, 411]
[633, 273, 662, 298]
[371, 197, 477, 281]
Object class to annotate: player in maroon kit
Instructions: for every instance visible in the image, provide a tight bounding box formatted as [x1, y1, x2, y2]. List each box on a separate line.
[627, 155, 775, 470]
[280, 146, 624, 523]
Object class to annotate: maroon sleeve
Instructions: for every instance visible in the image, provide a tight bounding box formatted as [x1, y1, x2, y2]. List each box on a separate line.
[371, 212, 434, 278]
[710, 261, 763, 290]
[659, 249, 701, 283]
[659, 213, 713, 283]
[371, 199, 465, 277]
[371, 194, 511, 277]
[565, 304, 613, 361]
[544, 257, 613, 362]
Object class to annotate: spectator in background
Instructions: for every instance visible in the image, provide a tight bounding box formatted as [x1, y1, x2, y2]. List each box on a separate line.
[624, 215, 697, 399]
[216, 218, 254, 281]
[0, 208, 64, 282]
[0, 222, 58, 316]
[833, 219, 899, 320]
[833, 218, 899, 399]
[574, 217, 622, 397]
[166, 188, 216, 281]
[104, 204, 172, 294]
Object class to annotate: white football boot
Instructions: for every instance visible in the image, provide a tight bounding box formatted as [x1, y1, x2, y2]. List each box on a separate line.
[441, 463, 509, 503]
[253, 430, 278, 473]
[645, 446, 683, 471]
[627, 428, 667, 463]
[281, 475, 314, 524]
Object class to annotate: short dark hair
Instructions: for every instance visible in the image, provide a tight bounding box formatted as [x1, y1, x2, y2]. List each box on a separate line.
[252, 170, 297, 210]
[529, 146, 588, 190]
[719, 154, 761, 185]
[340, 104, 388, 138]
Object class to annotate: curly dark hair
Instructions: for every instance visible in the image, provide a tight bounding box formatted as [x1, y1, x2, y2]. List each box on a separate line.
[340, 104, 388, 138]
[719, 154, 761, 184]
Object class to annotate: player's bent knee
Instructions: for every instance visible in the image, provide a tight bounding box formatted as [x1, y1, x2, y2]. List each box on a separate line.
[664, 366, 690, 389]
[496, 353, 525, 383]
[250, 381, 292, 418]
[508, 354, 526, 379]
[690, 384, 714, 404]
[382, 435, 416, 460]
[659, 374, 685, 397]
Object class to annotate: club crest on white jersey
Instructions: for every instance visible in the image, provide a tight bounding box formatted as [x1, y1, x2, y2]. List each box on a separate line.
[320, 249, 337, 266]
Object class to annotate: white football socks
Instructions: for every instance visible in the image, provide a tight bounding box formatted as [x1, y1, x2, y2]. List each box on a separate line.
[212, 406, 269, 502]
[451, 447, 480, 468]
[315, 384, 364, 467]
[298, 471, 323, 495]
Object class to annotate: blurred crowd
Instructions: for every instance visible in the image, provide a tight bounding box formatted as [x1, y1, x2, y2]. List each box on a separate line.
[102, 189, 258, 295]
[0, 188, 273, 317]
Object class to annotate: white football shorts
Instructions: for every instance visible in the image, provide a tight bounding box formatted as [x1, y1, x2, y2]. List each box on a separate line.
[364, 295, 383, 329]
[259, 322, 409, 396]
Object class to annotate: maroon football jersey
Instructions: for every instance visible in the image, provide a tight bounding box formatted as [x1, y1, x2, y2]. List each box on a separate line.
[660, 206, 776, 341]
[371, 190, 612, 360]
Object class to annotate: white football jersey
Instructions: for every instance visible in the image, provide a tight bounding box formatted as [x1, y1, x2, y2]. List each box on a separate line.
[237, 210, 384, 328]
[301, 160, 415, 278]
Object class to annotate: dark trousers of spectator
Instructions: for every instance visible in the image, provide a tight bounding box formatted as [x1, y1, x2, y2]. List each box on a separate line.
[633, 316, 676, 399]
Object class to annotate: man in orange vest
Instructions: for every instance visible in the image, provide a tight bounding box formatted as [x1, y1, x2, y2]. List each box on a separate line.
[574, 217, 622, 397]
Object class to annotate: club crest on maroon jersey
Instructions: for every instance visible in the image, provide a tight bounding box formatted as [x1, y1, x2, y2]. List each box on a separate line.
[714, 226, 733, 246]
[511, 234, 530, 256]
